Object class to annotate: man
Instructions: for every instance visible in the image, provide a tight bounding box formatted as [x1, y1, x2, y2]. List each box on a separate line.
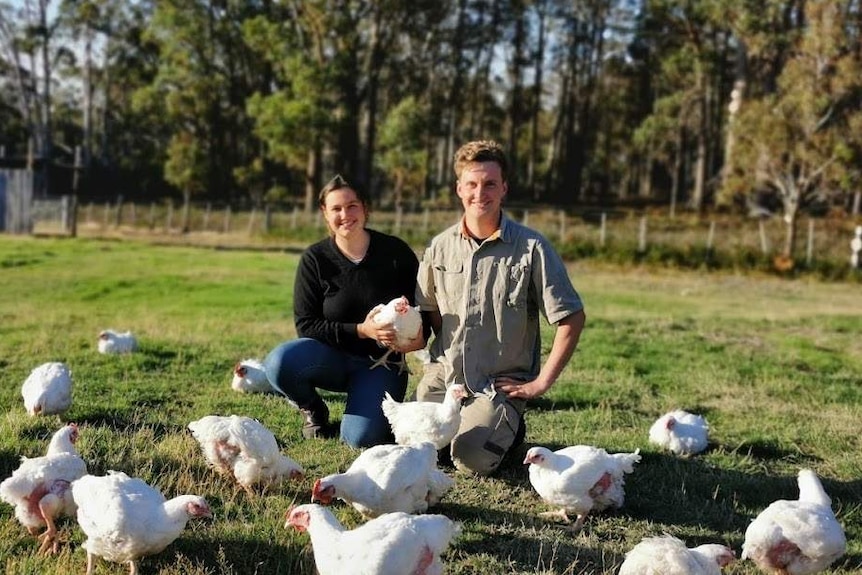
[414, 139, 586, 475]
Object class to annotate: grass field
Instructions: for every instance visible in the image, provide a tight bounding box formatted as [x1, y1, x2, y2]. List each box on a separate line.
[1, 234, 862, 574]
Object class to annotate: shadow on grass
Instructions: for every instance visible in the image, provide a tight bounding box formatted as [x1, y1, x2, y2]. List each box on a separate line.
[624, 451, 854, 541]
[149, 532, 313, 574]
[528, 396, 603, 412]
[0, 448, 22, 477]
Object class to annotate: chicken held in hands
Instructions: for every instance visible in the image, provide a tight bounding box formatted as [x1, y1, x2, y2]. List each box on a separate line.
[368, 296, 422, 373]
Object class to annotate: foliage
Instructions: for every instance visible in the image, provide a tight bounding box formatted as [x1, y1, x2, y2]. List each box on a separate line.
[377, 95, 429, 207]
[721, 0, 862, 258]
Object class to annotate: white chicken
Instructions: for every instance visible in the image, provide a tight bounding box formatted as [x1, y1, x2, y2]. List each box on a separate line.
[21, 361, 73, 416]
[98, 329, 138, 354]
[72, 471, 212, 575]
[368, 296, 422, 373]
[0, 423, 87, 553]
[230, 358, 274, 393]
[649, 409, 709, 457]
[523, 444, 641, 532]
[381, 384, 467, 449]
[619, 534, 736, 575]
[741, 469, 846, 575]
[188, 415, 304, 494]
[311, 442, 453, 518]
[286, 504, 459, 575]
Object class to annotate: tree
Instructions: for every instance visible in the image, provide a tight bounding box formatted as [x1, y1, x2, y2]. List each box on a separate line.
[722, 0, 862, 262]
[377, 96, 429, 208]
[0, 0, 58, 186]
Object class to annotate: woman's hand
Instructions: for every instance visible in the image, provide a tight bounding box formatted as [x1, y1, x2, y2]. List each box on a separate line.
[357, 305, 396, 346]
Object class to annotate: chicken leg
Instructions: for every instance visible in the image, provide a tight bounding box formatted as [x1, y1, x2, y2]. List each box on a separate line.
[369, 350, 410, 374]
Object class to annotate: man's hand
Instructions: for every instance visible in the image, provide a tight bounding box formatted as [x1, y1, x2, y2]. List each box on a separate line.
[492, 376, 549, 400]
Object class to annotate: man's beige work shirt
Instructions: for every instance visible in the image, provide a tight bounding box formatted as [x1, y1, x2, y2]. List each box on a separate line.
[416, 214, 583, 394]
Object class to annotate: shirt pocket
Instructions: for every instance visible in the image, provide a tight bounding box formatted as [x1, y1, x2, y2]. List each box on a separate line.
[434, 261, 465, 312]
[506, 263, 530, 308]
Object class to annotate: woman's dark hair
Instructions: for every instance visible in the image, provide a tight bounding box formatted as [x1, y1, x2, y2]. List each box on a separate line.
[318, 174, 370, 209]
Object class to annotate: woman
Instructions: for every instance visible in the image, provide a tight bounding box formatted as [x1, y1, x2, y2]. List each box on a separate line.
[264, 175, 422, 448]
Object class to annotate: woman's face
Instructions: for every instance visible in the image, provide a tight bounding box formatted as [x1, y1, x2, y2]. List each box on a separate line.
[321, 188, 367, 239]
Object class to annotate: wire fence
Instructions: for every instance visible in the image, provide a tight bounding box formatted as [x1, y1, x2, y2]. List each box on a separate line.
[27, 196, 862, 275]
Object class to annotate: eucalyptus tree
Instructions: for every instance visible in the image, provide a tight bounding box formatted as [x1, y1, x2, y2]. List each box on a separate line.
[0, 0, 57, 182]
[245, 0, 450, 211]
[721, 0, 862, 262]
[134, 0, 268, 228]
[377, 95, 429, 208]
[544, 0, 619, 205]
[628, 0, 736, 215]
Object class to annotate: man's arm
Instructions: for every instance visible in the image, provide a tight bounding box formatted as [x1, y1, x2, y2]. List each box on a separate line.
[494, 309, 585, 400]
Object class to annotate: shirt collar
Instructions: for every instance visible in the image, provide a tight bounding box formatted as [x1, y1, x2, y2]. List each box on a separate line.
[459, 212, 510, 243]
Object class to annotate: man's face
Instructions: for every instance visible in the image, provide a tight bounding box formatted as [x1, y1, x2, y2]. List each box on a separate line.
[456, 161, 507, 221]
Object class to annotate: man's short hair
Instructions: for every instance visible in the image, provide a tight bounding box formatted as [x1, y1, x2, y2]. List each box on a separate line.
[453, 140, 508, 182]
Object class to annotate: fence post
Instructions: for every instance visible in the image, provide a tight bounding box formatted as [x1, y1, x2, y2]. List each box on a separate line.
[394, 204, 402, 235]
[114, 194, 124, 227]
[203, 203, 211, 231]
[558, 210, 566, 240]
[638, 215, 647, 253]
[851, 226, 862, 269]
[129, 203, 136, 227]
[165, 203, 173, 231]
[706, 220, 716, 253]
[522, 209, 530, 227]
[223, 205, 231, 233]
[103, 201, 110, 229]
[291, 205, 299, 229]
[758, 220, 770, 254]
[806, 219, 814, 266]
[69, 145, 82, 237]
[422, 208, 430, 234]
[149, 202, 156, 230]
[599, 212, 607, 247]
[248, 208, 257, 235]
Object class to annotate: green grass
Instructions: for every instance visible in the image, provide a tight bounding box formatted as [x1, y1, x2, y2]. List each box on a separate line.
[1, 235, 862, 574]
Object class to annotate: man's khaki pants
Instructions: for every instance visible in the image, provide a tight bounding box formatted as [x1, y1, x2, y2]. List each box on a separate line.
[416, 363, 524, 475]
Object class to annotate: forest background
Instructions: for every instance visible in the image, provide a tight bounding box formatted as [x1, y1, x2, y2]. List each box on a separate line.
[1, 0, 861, 262]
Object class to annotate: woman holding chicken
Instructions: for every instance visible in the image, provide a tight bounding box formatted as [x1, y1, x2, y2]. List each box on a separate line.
[264, 175, 423, 447]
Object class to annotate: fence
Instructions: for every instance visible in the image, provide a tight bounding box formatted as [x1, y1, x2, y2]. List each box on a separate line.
[0, 169, 35, 234]
[23, 197, 862, 272]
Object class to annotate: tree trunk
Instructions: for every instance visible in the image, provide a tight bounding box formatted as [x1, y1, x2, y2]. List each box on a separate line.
[528, 1, 547, 201]
[507, 0, 525, 194]
[690, 66, 707, 213]
[38, 0, 53, 196]
[181, 192, 191, 234]
[304, 144, 321, 213]
[783, 214, 797, 259]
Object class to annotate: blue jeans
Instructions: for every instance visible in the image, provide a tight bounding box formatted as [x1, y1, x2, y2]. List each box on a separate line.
[263, 338, 407, 448]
